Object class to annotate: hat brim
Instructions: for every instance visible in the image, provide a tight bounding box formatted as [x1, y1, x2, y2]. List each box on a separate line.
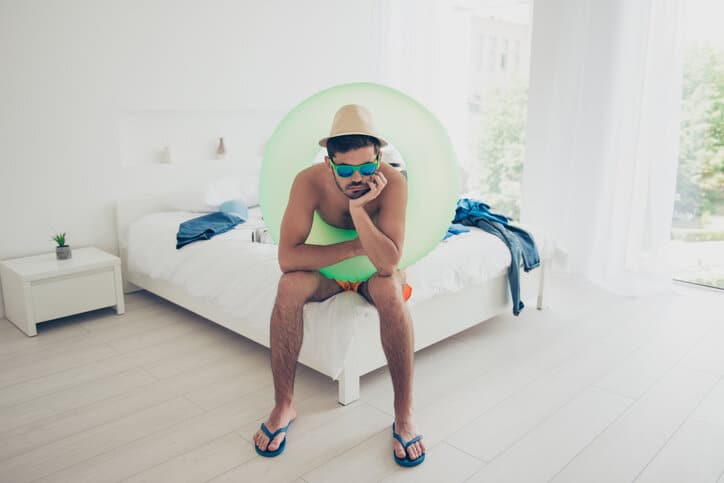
[319, 132, 389, 148]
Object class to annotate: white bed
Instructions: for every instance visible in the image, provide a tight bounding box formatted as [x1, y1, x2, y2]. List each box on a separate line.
[116, 196, 554, 404]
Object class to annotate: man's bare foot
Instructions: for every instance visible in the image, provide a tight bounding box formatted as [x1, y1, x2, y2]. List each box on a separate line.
[393, 417, 426, 461]
[252, 404, 298, 452]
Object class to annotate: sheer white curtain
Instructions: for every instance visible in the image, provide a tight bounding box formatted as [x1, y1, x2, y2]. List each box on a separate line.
[377, 0, 472, 175]
[520, 0, 684, 296]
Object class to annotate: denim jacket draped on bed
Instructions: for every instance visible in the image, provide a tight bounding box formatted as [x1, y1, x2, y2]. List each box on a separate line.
[453, 198, 540, 316]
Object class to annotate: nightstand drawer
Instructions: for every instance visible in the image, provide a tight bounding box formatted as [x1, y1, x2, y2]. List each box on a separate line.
[31, 267, 117, 322]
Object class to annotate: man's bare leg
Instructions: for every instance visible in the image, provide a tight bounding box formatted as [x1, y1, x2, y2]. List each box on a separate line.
[252, 271, 341, 452]
[361, 271, 426, 461]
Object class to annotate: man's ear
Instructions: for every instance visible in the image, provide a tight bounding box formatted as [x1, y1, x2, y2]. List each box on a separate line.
[324, 156, 331, 167]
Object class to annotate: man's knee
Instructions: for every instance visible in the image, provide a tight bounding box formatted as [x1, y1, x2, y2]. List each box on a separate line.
[276, 271, 319, 307]
[366, 271, 404, 308]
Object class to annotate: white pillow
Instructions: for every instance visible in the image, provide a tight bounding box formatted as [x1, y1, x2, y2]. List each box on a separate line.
[205, 177, 243, 206]
[165, 155, 262, 213]
[165, 188, 210, 212]
[240, 176, 259, 207]
[167, 177, 244, 213]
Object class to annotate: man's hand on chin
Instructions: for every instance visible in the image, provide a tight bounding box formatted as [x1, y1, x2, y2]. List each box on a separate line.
[349, 172, 388, 210]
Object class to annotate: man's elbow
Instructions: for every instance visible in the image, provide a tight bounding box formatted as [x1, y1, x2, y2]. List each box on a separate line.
[278, 258, 300, 274]
[278, 250, 294, 273]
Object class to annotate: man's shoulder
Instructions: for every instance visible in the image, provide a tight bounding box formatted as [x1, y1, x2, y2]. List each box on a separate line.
[290, 164, 324, 202]
[295, 163, 326, 183]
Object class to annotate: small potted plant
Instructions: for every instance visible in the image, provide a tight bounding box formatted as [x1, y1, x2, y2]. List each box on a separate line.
[52, 232, 72, 260]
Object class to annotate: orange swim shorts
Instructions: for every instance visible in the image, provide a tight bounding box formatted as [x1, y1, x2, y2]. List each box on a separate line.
[335, 279, 413, 302]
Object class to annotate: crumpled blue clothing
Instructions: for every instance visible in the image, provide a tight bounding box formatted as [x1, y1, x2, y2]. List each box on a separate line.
[453, 198, 540, 316]
[176, 212, 244, 249]
[443, 223, 471, 240]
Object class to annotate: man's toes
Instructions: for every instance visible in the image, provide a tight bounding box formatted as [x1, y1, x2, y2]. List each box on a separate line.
[394, 442, 406, 458]
[258, 435, 269, 451]
[410, 442, 423, 459]
[268, 433, 285, 451]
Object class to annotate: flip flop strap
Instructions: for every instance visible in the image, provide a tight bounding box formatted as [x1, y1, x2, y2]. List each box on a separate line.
[403, 435, 423, 448]
[260, 422, 290, 440]
[392, 430, 424, 449]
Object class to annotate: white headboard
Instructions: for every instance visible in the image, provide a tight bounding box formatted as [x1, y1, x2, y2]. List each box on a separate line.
[116, 195, 177, 252]
[114, 107, 284, 292]
[115, 195, 177, 292]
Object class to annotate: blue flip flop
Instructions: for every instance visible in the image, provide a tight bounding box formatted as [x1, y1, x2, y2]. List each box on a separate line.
[255, 421, 293, 457]
[392, 422, 426, 467]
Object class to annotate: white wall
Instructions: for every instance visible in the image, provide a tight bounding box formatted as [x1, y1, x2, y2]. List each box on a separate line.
[0, 0, 386, 318]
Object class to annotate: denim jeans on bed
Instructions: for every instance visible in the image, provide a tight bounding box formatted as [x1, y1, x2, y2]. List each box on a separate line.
[176, 212, 244, 249]
[453, 198, 540, 316]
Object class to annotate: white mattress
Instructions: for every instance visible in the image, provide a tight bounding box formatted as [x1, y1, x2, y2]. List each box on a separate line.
[127, 207, 556, 377]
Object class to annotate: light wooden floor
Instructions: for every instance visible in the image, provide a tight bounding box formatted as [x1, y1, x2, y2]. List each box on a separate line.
[1, 272, 723, 483]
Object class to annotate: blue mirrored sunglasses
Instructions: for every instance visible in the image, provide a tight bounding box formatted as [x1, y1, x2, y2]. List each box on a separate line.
[329, 155, 380, 178]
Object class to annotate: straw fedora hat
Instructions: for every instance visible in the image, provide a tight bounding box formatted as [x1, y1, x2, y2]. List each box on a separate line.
[318, 104, 389, 147]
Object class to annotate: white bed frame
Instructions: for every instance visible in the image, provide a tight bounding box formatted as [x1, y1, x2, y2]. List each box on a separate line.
[116, 197, 547, 405]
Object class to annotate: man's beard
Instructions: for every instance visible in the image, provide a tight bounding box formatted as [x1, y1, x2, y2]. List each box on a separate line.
[334, 177, 369, 199]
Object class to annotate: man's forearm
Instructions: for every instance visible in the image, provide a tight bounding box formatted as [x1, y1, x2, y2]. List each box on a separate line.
[350, 206, 400, 276]
[278, 239, 362, 273]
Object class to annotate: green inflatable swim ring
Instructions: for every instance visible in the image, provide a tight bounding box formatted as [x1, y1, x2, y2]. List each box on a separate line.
[259, 82, 460, 282]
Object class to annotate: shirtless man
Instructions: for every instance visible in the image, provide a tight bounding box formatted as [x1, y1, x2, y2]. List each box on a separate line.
[252, 104, 426, 466]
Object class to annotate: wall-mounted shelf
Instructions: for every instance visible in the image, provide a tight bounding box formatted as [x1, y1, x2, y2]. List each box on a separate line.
[118, 108, 283, 167]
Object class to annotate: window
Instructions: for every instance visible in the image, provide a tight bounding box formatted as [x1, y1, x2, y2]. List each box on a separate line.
[670, 0, 724, 290]
[467, 3, 532, 221]
[381, 0, 533, 220]
[501, 38, 509, 70]
[488, 36, 497, 72]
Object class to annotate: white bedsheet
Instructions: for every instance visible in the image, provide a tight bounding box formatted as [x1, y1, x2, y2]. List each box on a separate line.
[127, 207, 556, 377]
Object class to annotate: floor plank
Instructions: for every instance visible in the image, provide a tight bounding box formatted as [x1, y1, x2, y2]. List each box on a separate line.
[0, 275, 721, 483]
[635, 417, 724, 483]
[464, 386, 631, 482]
[549, 367, 720, 483]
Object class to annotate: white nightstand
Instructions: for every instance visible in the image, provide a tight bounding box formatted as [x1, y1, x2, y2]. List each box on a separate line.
[0, 247, 125, 336]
